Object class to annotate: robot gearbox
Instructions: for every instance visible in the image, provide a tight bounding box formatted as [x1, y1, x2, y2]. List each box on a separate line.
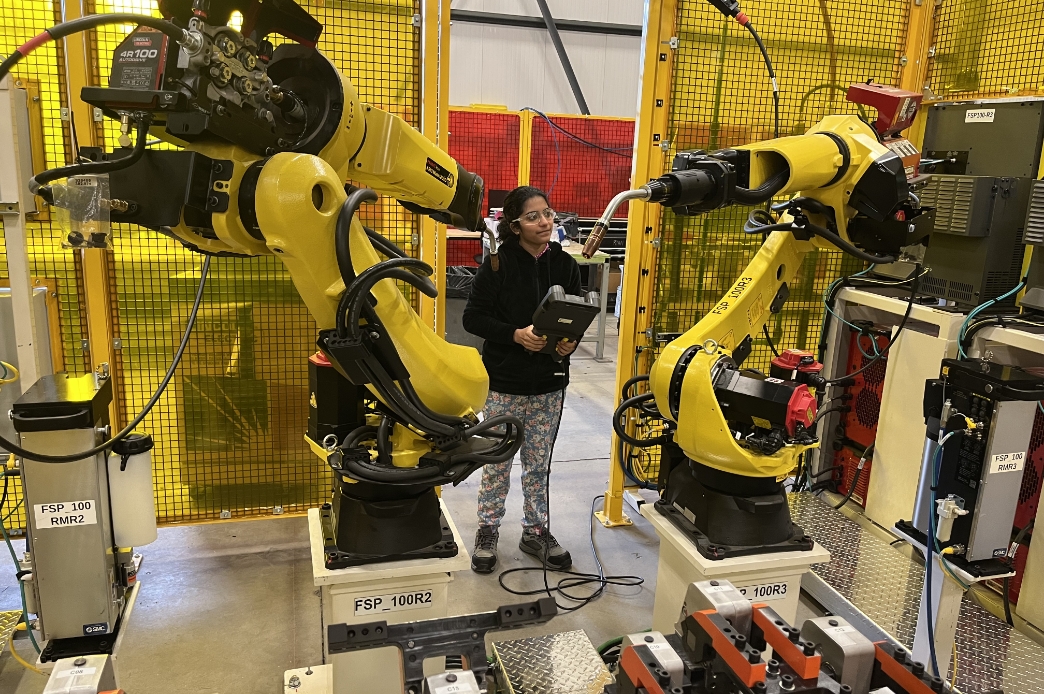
[1, 0, 520, 568]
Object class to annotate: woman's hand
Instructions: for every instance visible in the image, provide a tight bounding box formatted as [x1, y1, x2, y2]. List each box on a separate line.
[514, 325, 548, 352]
[556, 339, 578, 357]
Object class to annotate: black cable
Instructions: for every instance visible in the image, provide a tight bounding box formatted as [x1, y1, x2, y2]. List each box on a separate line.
[497, 495, 645, 612]
[960, 315, 1044, 360]
[824, 267, 920, 385]
[335, 188, 378, 285]
[732, 169, 789, 206]
[0, 257, 212, 463]
[812, 404, 846, 426]
[0, 13, 187, 84]
[744, 22, 779, 140]
[1004, 518, 1034, 626]
[613, 393, 670, 448]
[763, 324, 781, 357]
[520, 108, 632, 157]
[30, 115, 151, 201]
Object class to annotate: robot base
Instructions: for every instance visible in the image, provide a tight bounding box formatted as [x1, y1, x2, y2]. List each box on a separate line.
[657, 459, 812, 560]
[321, 479, 458, 569]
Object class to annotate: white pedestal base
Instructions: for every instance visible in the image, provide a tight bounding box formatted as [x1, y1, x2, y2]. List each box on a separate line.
[641, 504, 830, 633]
[307, 501, 471, 694]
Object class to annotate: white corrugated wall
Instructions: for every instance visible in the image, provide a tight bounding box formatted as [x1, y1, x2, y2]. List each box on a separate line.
[449, 0, 644, 117]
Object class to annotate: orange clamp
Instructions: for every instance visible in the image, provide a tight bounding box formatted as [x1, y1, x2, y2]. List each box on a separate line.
[752, 603, 821, 680]
[694, 610, 767, 688]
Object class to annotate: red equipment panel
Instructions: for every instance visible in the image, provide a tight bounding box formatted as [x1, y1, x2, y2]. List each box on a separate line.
[528, 116, 635, 218]
[446, 238, 481, 267]
[830, 328, 890, 507]
[835, 446, 872, 506]
[447, 110, 521, 217]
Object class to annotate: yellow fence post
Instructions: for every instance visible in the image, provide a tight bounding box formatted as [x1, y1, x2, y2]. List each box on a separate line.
[597, 0, 678, 527]
[518, 110, 533, 186]
[899, 0, 937, 95]
[63, 0, 123, 427]
[419, 0, 442, 332]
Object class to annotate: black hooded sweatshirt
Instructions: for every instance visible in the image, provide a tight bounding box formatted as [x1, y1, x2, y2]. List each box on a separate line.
[463, 240, 583, 395]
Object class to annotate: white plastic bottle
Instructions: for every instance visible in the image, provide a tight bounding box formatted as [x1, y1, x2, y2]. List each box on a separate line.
[107, 433, 158, 547]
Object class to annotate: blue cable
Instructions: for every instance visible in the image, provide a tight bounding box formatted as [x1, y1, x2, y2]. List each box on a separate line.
[957, 278, 1027, 358]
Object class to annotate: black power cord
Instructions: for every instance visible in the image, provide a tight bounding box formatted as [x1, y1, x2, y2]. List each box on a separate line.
[0, 257, 212, 463]
[1, 13, 189, 83]
[1003, 518, 1034, 626]
[763, 324, 781, 357]
[498, 394, 644, 612]
[743, 22, 780, 139]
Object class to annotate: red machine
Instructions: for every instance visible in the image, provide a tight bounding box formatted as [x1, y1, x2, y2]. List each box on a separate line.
[846, 83, 923, 179]
[829, 327, 891, 506]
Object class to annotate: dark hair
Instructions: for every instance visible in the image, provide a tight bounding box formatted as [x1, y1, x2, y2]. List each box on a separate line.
[499, 186, 550, 245]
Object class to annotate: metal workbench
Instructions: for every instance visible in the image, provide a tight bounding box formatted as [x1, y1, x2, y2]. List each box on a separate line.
[791, 492, 1044, 694]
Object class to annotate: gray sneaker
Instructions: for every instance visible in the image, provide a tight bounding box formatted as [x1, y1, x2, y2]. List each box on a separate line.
[472, 526, 499, 574]
[519, 528, 572, 570]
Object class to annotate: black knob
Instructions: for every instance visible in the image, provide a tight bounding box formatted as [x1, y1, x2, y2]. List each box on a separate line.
[931, 676, 945, 692]
[734, 634, 747, 646]
[912, 661, 925, 677]
[748, 648, 762, 664]
[894, 647, 907, 664]
[802, 641, 816, 656]
[767, 659, 780, 675]
[787, 627, 800, 643]
[655, 667, 671, 686]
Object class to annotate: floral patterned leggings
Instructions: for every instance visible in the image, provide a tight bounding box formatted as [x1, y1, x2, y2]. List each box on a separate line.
[476, 389, 565, 530]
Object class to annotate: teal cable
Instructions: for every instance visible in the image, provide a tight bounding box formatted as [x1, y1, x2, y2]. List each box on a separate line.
[957, 279, 1027, 357]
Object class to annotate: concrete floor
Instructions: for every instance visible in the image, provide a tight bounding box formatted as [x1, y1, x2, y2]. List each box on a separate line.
[0, 327, 668, 693]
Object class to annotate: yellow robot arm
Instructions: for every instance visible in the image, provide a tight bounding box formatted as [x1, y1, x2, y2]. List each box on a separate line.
[57, 9, 517, 479]
[600, 115, 930, 480]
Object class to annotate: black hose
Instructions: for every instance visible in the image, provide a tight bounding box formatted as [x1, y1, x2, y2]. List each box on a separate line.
[376, 416, 393, 466]
[31, 115, 151, 200]
[344, 425, 377, 449]
[335, 188, 378, 285]
[343, 262, 437, 338]
[733, 169, 789, 206]
[804, 222, 895, 264]
[613, 392, 670, 448]
[336, 257, 433, 336]
[365, 227, 408, 259]
[621, 374, 650, 400]
[0, 13, 187, 84]
[0, 256, 212, 463]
